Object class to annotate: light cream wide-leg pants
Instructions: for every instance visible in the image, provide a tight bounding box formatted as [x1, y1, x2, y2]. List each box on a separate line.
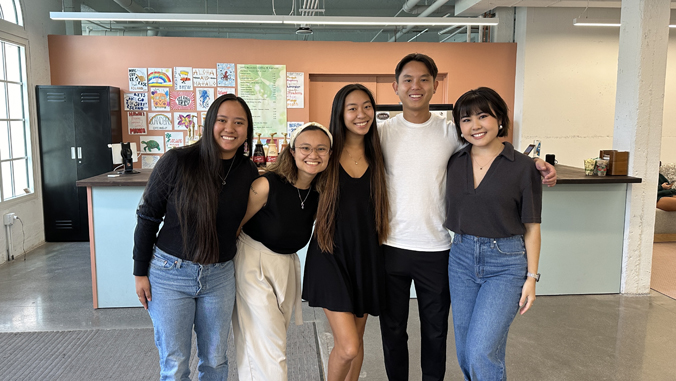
[232, 232, 302, 381]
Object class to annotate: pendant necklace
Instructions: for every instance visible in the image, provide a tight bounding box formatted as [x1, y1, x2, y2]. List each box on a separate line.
[345, 149, 363, 165]
[472, 152, 500, 171]
[297, 185, 312, 210]
[219, 158, 235, 185]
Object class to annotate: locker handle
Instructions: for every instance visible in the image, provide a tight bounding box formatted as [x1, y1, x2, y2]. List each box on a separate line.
[77, 147, 82, 159]
[71, 147, 76, 159]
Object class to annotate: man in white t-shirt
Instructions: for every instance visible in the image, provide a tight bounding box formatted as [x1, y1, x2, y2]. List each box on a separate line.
[377, 53, 556, 380]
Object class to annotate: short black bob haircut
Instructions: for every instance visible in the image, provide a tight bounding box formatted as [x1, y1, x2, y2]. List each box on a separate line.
[395, 53, 439, 82]
[452, 87, 510, 144]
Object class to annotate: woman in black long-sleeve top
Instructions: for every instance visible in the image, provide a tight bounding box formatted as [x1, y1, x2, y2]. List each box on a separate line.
[133, 94, 258, 380]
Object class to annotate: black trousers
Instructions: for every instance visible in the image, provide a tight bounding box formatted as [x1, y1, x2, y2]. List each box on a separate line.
[379, 245, 451, 381]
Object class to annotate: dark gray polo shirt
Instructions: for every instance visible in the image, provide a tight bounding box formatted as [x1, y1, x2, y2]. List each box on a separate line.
[443, 142, 542, 238]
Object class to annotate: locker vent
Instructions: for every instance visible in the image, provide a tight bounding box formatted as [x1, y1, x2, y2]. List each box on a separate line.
[81, 93, 101, 103]
[46, 92, 66, 102]
[55, 220, 73, 230]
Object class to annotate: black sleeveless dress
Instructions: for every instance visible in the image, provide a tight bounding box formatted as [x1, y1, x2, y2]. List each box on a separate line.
[302, 165, 386, 317]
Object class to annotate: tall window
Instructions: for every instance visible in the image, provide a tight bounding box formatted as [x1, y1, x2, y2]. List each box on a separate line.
[0, 0, 22, 26]
[0, 40, 30, 201]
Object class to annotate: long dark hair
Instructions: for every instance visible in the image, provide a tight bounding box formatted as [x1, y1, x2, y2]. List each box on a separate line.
[174, 94, 254, 263]
[315, 84, 390, 253]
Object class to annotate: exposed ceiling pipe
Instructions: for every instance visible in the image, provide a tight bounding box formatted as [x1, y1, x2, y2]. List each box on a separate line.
[370, 0, 423, 42]
[111, 0, 159, 36]
[388, 0, 450, 42]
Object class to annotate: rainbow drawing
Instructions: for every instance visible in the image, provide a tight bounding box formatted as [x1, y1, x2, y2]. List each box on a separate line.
[148, 68, 172, 86]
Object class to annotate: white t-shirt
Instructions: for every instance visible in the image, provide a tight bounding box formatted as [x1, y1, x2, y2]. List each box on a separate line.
[378, 113, 461, 252]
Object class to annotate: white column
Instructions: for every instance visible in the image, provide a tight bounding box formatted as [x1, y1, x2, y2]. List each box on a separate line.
[614, 0, 670, 294]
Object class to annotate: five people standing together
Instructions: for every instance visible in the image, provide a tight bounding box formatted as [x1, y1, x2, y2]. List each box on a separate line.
[134, 53, 556, 381]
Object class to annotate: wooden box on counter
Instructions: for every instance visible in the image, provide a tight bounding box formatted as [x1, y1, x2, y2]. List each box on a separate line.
[600, 150, 629, 176]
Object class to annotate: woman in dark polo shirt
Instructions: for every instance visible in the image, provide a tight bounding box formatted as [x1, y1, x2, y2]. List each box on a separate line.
[444, 87, 542, 381]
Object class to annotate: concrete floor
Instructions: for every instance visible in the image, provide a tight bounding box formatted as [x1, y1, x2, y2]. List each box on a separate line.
[2, 242, 676, 380]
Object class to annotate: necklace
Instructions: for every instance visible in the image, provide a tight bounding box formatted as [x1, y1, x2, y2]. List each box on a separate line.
[472, 152, 501, 171]
[344, 149, 363, 165]
[297, 184, 312, 210]
[218, 158, 235, 185]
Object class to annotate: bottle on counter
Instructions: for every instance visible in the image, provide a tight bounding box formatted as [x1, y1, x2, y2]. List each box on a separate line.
[266, 132, 278, 167]
[280, 132, 288, 152]
[252, 133, 266, 168]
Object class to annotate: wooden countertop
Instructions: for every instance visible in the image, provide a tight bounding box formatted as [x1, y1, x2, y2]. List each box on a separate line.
[77, 169, 152, 187]
[76, 164, 641, 187]
[555, 164, 642, 184]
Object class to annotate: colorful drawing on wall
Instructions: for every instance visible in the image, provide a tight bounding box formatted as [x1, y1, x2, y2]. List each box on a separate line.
[238, 64, 287, 135]
[142, 155, 160, 169]
[196, 88, 214, 111]
[127, 111, 147, 134]
[217, 87, 236, 97]
[217, 63, 235, 87]
[128, 68, 148, 91]
[174, 67, 193, 90]
[287, 72, 304, 109]
[150, 88, 170, 111]
[170, 91, 195, 110]
[165, 132, 184, 149]
[148, 112, 172, 130]
[174, 112, 197, 130]
[139, 135, 165, 153]
[288, 121, 303, 136]
[193, 68, 217, 87]
[124, 92, 149, 111]
[147, 68, 173, 87]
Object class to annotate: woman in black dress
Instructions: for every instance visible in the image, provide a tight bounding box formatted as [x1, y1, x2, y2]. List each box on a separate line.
[302, 84, 390, 381]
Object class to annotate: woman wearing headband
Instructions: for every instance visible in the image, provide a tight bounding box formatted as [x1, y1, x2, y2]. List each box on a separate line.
[232, 122, 333, 381]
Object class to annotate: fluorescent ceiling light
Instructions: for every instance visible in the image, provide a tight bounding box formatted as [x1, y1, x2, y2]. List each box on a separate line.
[574, 18, 676, 28]
[50, 12, 499, 27]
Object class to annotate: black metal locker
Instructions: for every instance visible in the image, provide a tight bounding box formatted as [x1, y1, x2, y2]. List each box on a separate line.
[36, 86, 122, 242]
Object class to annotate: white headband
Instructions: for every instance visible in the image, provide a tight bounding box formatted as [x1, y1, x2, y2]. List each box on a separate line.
[289, 122, 333, 148]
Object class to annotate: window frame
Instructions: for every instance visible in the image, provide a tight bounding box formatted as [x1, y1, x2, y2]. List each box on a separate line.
[0, 8, 38, 206]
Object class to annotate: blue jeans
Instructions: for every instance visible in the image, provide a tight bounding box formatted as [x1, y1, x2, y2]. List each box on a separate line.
[448, 234, 527, 381]
[147, 247, 235, 381]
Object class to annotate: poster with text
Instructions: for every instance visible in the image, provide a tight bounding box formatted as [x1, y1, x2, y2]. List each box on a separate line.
[165, 132, 184, 149]
[147, 68, 172, 87]
[124, 93, 148, 111]
[128, 68, 147, 91]
[174, 112, 197, 131]
[148, 112, 172, 130]
[127, 111, 147, 134]
[193, 68, 217, 87]
[218, 63, 236, 87]
[170, 91, 195, 110]
[150, 88, 170, 111]
[174, 67, 193, 90]
[139, 135, 164, 153]
[196, 88, 214, 111]
[288, 121, 303, 137]
[286, 72, 304, 108]
[142, 155, 160, 169]
[237, 64, 287, 135]
[217, 87, 236, 97]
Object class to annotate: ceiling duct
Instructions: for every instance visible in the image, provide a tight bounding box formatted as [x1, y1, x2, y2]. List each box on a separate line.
[111, 0, 158, 36]
[388, 0, 450, 42]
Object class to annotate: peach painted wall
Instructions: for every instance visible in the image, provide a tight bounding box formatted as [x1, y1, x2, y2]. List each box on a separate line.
[47, 35, 516, 148]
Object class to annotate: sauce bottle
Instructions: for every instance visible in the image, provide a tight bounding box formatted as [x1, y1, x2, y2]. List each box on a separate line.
[252, 133, 266, 168]
[266, 132, 278, 167]
[280, 132, 288, 152]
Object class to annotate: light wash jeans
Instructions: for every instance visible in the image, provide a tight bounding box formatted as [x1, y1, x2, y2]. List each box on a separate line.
[147, 247, 235, 381]
[448, 234, 527, 381]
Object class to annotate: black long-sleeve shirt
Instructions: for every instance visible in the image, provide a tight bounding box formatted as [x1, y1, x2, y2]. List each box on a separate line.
[133, 148, 258, 276]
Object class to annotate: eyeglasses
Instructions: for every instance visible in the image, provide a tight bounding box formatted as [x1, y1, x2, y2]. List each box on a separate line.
[294, 146, 330, 156]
